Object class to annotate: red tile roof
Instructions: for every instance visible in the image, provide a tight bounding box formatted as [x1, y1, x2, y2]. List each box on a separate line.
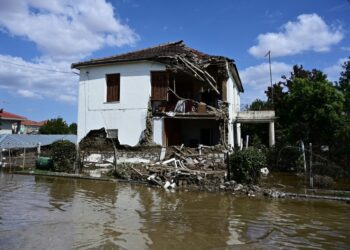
[0, 110, 27, 120]
[21, 120, 46, 126]
[71, 40, 244, 92]
[71, 40, 222, 68]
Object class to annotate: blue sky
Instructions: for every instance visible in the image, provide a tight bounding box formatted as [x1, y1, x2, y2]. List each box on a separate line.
[0, 0, 349, 123]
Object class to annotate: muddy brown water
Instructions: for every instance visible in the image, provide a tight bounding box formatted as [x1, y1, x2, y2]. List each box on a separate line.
[0, 173, 349, 249]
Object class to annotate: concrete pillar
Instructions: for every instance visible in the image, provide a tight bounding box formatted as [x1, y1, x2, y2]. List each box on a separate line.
[269, 121, 275, 147]
[231, 123, 235, 149]
[227, 121, 234, 148]
[236, 123, 241, 147]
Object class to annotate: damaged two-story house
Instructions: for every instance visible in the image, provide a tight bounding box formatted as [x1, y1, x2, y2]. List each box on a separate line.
[72, 41, 275, 149]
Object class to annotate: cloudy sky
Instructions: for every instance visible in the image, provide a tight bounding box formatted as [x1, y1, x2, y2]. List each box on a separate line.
[0, 0, 349, 123]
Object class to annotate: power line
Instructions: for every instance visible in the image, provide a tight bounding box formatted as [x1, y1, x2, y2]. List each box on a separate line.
[0, 59, 78, 75]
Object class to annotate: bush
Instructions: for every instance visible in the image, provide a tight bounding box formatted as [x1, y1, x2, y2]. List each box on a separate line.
[230, 148, 267, 184]
[51, 140, 76, 172]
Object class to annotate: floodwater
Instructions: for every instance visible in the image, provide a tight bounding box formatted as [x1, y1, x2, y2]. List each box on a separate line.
[0, 173, 349, 250]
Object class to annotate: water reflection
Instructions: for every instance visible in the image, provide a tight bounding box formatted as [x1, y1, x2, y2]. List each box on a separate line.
[0, 173, 349, 249]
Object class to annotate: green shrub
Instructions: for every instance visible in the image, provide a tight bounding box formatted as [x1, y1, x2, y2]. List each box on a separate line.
[51, 140, 76, 172]
[230, 148, 267, 184]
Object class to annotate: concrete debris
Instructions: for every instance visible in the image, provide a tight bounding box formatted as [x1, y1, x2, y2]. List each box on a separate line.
[234, 184, 243, 192]
[260, 167, 269, 177]
[159, 147, 166, 161]
[162, 158, 176, 165]
[263, 189, 286, 199]
[90, 170, 101, 178]
[164, 180, 176, 189]
[147, 173, 157, 181]
[89, 168, 110, 178]
[85, 153, 102, 163]
[95, 163, 112, 168]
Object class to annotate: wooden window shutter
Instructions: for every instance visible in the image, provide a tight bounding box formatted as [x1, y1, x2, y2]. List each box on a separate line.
[151, 71, 168, 101]
[106, 73, 120, 102]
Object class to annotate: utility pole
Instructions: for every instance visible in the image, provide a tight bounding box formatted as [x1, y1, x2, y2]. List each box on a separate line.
[265, 51, 273, 104]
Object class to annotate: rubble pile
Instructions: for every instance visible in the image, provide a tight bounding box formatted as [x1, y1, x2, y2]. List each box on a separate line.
[79, 143, 287, 198]
[80, 144, 229, 190]
[114, 163, 286, 198]
[162, 145, 227, 170]
[118, 162, 227, 192]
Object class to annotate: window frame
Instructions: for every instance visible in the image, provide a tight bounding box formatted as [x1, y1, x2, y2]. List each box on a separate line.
[151, 71, 169, 101]
[105, 73, 120, 103]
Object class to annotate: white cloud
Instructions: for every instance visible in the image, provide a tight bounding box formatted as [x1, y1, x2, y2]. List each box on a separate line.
[57, 94, 77, 103]
[240, 62, 292, 103]
[0, 54, 78, 104]
[0, 0, 139, 104]
[17, 89, 43, 99]
[0, 0, 139, 60]
[324, 57, 348, 82]
[249, 14, 343, 58]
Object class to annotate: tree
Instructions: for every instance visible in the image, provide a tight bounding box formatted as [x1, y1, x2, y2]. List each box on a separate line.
[255, 64, 350, 175]
[39, 118, 70, 134]
[247, 99, 271, 111]
[69, 123, 77, 135]
[336, 57, 350, 115]
[334, 58, 350, 172]
[265, 65, 345, 145]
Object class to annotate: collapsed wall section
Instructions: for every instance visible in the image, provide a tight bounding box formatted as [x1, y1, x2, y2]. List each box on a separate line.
[79, 142, 227, 171]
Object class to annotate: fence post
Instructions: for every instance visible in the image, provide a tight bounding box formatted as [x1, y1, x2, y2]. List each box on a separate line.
[300, 141, 307, 187]
[226, 152, 230, 181]
[22, 148, 26, 170]
[309, 143, 313, 189]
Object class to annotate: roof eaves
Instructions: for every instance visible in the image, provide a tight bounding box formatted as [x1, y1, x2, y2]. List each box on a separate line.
[72, 57, 159, 69]
[227, 60, 244, 92]
[72, 40, 185, 69]
[0, 117, 25, 121]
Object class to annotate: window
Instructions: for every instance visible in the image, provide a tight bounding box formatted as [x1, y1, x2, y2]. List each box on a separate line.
[106, 129, 118, 139]
[106, 73, 120, 102]
[151, 71, 168, 101]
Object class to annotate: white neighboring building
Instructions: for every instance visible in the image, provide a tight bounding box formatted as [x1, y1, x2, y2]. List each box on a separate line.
[20, 120, 46, 134]
[72, 41, 245, 148]
[0, 109, 26, 134]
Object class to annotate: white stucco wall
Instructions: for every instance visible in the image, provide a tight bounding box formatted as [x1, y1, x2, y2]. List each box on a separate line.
[77, 61, 166, 146]
[0, 120, 15, 134]
[226, 61, 241, 147]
